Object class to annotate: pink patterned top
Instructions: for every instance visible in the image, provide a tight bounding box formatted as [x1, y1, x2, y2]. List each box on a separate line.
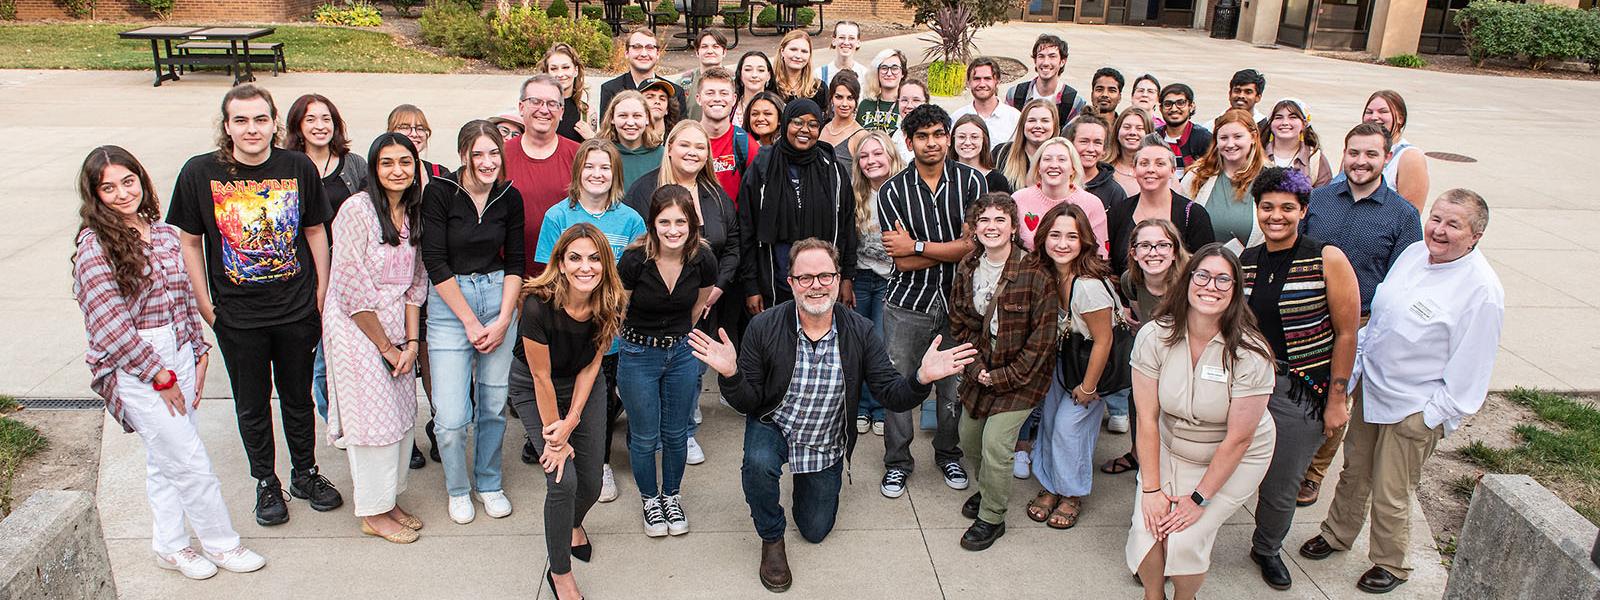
[72, 223, 211, 433]
[324, 193, 429, 447]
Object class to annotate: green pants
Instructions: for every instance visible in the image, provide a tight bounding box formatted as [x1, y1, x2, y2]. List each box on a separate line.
[957, 407, 1032, 524]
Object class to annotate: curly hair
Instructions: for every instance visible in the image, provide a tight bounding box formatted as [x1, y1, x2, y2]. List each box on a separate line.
[1249, 166, 1313, 207]
[74, 146, 162, 298]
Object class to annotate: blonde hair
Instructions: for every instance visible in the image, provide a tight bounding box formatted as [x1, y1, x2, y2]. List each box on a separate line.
[1002, 99, 1059, 188]
[1023, 137, 1084, 189]
[1186, 108, 1264, 200]
[774, 30, 821, 101]
[850, 131, 904, 233]
[656, 120, 719, 191]
[600, 90, 663, 149]
[866, 49, 907, 100]
[567, 139, 625, 210]
[1105, 107, 1155, 166]
[522, 223, 626, 350]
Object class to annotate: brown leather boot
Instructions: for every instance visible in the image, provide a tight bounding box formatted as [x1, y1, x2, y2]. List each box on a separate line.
[759, 538, 792, 592]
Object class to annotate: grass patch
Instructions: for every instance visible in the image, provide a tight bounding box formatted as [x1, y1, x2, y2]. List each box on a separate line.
[0, 23, 462, 73]
[0, 395, 48, 518]
[1458, 387, 1600, 525]
[1446, 474, 1479, 499]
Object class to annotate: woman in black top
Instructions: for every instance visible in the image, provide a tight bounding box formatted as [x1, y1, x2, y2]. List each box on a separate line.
[616, 185, 717, 539]
[737, 99, 857, 314]
[419, 120, 527, 524]
[508, 223, 625, 600]
[1106, 135, 1215, 276]
[540, 43, 595, 143]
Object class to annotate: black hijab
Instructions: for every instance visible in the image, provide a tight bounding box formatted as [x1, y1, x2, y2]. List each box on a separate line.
[757, 99, 838, 244]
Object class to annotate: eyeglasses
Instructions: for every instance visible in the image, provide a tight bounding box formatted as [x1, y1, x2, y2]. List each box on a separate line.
[1160, 99, 1190, 108]
[394, 125, 431, 136]
[521, 98, 563, 111]
[788, 272, 839, 288]
[1133, 241, 1175, 254]
[1191, 270, 1234, 291]
[628, 43, 660, 52]
[877, 64, 903, 73]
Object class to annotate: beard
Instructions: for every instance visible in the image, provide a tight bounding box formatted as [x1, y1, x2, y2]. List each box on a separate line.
[798, 294, 836, 316]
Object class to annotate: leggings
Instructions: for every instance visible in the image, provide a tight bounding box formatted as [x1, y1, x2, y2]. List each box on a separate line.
[509, 364, 607, 574]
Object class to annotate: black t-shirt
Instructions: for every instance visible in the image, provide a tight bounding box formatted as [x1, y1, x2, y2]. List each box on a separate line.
[1246, 246, 1294, 363]
[515, 294, 599, 377]
[618, 245, 719, 337]
[320, 156, 355, 246]
[166, 148, 332, 329]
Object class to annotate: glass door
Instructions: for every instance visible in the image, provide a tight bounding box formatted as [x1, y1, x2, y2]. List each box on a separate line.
[1080, 0, 1107, 22]
[1024, 0, 1060, 21]
[1276, 0, 1314, 47]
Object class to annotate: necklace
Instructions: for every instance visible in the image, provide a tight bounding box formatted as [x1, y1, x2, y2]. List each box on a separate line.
[823, 120, 857, 138]
[316, 150, 335, 178]
[1261, 243, 1295, 285]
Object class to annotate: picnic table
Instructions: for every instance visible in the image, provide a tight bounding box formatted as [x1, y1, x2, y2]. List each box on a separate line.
[119, 26, 278, 87]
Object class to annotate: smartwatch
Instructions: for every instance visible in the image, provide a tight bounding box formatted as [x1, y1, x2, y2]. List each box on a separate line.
[1190, 490, 1209, 507]
[913, 240, 926, 256]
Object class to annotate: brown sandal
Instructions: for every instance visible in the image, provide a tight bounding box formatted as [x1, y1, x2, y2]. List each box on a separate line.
[1026, 490, 1060, 523]
[1047, 496, 1082, 529]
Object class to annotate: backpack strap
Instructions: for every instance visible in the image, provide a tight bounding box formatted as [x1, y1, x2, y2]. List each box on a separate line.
[733, 127, 752, 175]
[1008, 81, 1030, 109]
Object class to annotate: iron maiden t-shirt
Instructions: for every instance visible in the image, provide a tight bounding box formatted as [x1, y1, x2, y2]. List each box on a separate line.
[167, 148, 332, 329]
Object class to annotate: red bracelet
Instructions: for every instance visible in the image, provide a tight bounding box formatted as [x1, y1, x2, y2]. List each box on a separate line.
[151, 369, 177, 391]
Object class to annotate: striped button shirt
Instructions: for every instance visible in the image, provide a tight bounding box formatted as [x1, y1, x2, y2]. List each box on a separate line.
[876, 160, 987, 312]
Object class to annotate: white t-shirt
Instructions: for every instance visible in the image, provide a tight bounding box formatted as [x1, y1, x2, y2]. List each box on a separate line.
[816, 61, 868, 85]
[1060, 277, 1117, 338]
[949, 102, 1022, 149]
[972, 256, 1005, 336]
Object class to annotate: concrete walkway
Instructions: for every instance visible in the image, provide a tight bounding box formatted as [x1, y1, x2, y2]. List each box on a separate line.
[2, 21, 1595, 599]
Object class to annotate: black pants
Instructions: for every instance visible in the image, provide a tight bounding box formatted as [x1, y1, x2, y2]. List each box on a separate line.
[212, 314, 320, 482]
[508, 365, 606, 574]
[601, 353, 622, 464]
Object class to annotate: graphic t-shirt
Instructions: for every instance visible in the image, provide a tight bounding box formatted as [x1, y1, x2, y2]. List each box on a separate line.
[856, 98, 900, 133]
[709, 125, 759, 206]
[504, 136, 581, 277]
[166, 148, 332, 329]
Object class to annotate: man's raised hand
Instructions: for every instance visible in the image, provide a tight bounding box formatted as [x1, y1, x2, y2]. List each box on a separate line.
[916, 335, 977, 384]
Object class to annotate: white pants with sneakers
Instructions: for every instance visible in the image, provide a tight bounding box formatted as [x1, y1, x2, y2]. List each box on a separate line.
[117, 325, 240, 555]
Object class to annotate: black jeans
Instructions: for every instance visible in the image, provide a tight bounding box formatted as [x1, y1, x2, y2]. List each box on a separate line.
[741, 416, 842, 543]
[212, 314, 320, 482]
[509, 365, 606, 574]
[601, 353, 622, 464]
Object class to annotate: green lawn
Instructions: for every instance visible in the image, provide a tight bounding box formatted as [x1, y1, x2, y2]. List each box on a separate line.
[1459, 387, 1600, 524]
[0, 23, 463, 73]
[0, 395, 47, 518]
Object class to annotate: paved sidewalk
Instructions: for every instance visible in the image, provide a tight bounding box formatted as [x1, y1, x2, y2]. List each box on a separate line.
[2, 21, 1595, 599]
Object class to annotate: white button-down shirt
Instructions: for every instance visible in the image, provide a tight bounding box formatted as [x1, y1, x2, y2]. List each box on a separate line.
[949, 102, 1022, 149]
[1353, 242, 1505, 435]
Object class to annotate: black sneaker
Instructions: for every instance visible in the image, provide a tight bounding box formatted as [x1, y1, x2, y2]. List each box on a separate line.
[521, 438, 538, 465]
[961, 492, 982, 520]
[409, 443, 425, 470]
[880, 468, 909, 498]
[254, 479, 288, 526]
[289, 466, 344, 512]
[941, 461, 970, 490]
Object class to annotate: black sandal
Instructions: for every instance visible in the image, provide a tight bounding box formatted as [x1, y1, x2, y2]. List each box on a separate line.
[1100, 452, 1138, 474]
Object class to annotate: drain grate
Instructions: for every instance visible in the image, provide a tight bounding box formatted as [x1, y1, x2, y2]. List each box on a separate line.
[15, 397, 105, 411]
[1424, 151, 1477, 163]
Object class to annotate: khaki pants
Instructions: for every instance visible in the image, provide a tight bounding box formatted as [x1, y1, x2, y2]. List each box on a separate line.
[1303, 315, 1370, 485]
[1318, 392, 1442, 579]
[957, 407, 1032, 524]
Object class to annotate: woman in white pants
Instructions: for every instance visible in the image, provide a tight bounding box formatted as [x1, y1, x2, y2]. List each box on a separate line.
[71, 146, 265, 580]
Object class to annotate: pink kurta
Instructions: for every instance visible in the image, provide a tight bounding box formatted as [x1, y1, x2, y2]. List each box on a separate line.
[324, 193, 428, 447]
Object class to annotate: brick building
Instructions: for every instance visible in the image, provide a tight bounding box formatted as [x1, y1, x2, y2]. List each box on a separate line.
[13, 0, 321, 21]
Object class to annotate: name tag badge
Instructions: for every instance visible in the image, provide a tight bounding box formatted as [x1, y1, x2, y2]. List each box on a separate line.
[1200, 365, 1228, 383]
[1409, 298, 1441, 321]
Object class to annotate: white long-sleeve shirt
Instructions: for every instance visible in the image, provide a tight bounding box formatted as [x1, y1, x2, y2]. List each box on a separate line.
[1352, 242, 1504, 435]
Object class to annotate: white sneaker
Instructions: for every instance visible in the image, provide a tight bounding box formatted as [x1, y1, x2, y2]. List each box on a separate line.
[686, 437, 706, 465]
[1012, 450, 1032, 479]
[204, 545, 266, 573]
[155, 548, 217, 580]
[1108, 414, 1130, 434]
[599, 464, 619, 503]
[856, 416, 870, 434]
[661, 493, 690, 535]
[642, 496, 670, 537]
[449, 494, 475, 524]
[872, 420, 885, 436]
[475, 490, 513, 518]
[693, 404, 703, 425]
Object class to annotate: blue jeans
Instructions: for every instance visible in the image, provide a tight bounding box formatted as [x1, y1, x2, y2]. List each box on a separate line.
[616, 337, 700, 498]
[851, 271, 888, 421]
[312, 341, 328, 421]
[1104, 387, 1130, 417]
[741, 416, 842, 543]
[426, 272, 516, 497]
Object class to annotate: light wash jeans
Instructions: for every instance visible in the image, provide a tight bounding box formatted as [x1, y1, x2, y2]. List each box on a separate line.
[426, 271, 516, 498]
[312, 341, 328, 421]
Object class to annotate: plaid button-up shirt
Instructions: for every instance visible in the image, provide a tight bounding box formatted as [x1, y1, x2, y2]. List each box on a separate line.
[772, 314, 846, 474]
[949, 249, 1059, 418]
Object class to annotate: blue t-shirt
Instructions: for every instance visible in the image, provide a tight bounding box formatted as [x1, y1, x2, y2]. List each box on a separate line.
[535, 199, 647, 354]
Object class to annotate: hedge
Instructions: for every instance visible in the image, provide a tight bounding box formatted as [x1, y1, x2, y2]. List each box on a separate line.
[419, 1, 612, 69]
[1455, 0, 1600, 71]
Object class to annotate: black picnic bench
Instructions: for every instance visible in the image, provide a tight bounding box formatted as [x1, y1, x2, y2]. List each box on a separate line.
[118, 26, 280, 87]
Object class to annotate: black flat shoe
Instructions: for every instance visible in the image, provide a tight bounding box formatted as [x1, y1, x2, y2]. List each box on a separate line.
[1356, 566, 1404, 594]
[959, 519, 1005, 551]
[571, 526, 592, 563]
[425, 420, 441, 463]
[409, 443, 426, 470]
[1251, 551, 1292, 590]
[1299, 535, 1339, 560]
[960, 492, 981, 520]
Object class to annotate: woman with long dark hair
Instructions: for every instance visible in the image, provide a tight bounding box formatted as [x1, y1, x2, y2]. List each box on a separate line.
[951, 114, 1012, 194]
[323, 133, 429, 544]
[1126, 244, 1277, 600]
[540, 43, 595, 143]
[1259, 99, 1331, 188]
[509, 223, 627, 600]
[72, 146, 265, 578]
[742, 91, 785, 147]
[616, 185, 719, 537]
[733, 51, 778, 130]
[819, 70, 866, 169]
[420, 120, 527, 526]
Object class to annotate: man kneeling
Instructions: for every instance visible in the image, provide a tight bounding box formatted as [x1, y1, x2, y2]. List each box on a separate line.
[688, 239, 976, 593]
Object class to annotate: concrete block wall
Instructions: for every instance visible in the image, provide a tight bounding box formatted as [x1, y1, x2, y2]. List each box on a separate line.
[14, 0, 321, 22]
[0, 491, 115, 600]
[1445, 474, 1600, 600]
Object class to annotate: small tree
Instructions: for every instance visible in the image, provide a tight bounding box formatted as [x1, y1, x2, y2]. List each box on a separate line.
[902, 0, 1011, 29]
[920, 4, 977, 96]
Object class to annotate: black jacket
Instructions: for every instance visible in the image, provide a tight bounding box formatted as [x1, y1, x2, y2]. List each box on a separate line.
[622, 170, 741, 292]
[1106, 191, 1215, 275]
[598, 72, 688, 126]
[1083, 161, 1128, 212]
[720, 301, 931, 460]
[737, 145, 858, 304]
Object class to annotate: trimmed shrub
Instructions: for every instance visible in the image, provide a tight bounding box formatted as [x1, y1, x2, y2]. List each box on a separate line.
[392, 0, 421, 16]
[652, 0, 678, 24]
[581, 4, 603, 19]
[797, 7, 814, 26]
[420, 0, 490, 57]
[486, 5, 613, 69]
[134, 0, 174, 18]
[546, 0, 569, 18]
[0, 0, 14, 20]
[1385, 53, 1426, 69]
[752, 5, 814, 27]
[1456, 0, 1600, 70]
[315, 0, 385, 26]
[58, 0, 94, 18]
[720, 5, 746, 27]
[623, 4, 646, 23]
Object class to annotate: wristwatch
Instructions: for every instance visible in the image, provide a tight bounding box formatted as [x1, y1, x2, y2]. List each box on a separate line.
[913, 240, 926, 256]
[1190, 490, 1209, 507]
